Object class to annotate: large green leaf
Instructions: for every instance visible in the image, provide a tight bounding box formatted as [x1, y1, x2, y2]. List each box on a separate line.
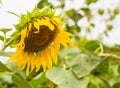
[84, 40, 100, 52]
[94, 58, 109, 75]
[88, 74, 111, 88]
[12, 73, 33, 88]
[30, 72, 48, 88]
[66, 53, 101, 78]
[0, 61, 12, 72]
[46, 67, 89, 88]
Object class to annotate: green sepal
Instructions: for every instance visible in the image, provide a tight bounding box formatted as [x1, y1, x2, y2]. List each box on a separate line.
[15, 6, 56, 31]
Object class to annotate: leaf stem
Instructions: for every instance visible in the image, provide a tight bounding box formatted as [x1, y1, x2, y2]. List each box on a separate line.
[95, 43, 120, 59]
[99, 53, 120, 59]
[1, 35, 19, 51]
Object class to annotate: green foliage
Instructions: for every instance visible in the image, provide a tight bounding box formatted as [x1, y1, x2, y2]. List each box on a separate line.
[66, 9, 83, 22]
[81, 8, 92, 20]
[12, 73, 33, 88]
[46, 67, 89, 88]
[66, 53, 101, 78]
[0, 28, 11, 34]
[94, 58, 109, 74]
[107, 24, 113, 31]
[98, 9, 104, 15]
[0, 35, 4, 41]
[0, 83, 4, 88]
[0, 62, 12, 72]
[88, 74, 111, 88]
[37, 0, 52, 9]
[84, 40, 100, 51]
[30, 72, 48, 88]
[86, 0, 98, 5]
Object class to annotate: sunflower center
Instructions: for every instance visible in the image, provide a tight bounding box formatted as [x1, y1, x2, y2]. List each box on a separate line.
[24, 23, 58, 53]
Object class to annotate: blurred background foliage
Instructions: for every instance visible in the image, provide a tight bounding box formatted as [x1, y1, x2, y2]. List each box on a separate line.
[0, 0, 120, 88]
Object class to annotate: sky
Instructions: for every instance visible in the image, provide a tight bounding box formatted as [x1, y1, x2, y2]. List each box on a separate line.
[0, 0, 120, 62]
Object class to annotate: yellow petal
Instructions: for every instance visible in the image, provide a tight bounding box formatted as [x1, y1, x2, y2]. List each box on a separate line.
[7, 47, 22, 62]
[57, 30, 73, 48]
[35, 54, 41, 72]
[27, 22, 32, 36]
[17, 51, 24, 68]
[33, 21, 40, 33]
[26, 62, 30, 76]
[41, 51, 47, 72]
[20, 28, 27, 42]
[37, 17, 54, 31]
[26, 53, 35, 76]
[51, 17, 62, 26]
[44, 48, 52, 69]
[21, 52, 28, 70]
[29, 53, 35, 72]
[50, 44, 58, 64]
[54, 36, 60, 52]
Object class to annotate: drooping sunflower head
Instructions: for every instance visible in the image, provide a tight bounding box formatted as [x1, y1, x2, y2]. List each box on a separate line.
[7, 7, 73, 76]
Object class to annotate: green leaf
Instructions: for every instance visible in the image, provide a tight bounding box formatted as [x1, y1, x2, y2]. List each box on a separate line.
[46, 67, 89, 88]
[89, 74, 111, 88]
[0, 35, 4, 41]
[0, 83, 3, 88]
[107, 24, 113, 31]
[0, 28, 11, 34]
[66, 53, 101, 78]
[0, 61, 12, 72]
[113, 81, 120, 88]
[86, 0, 98, 5]
[118, 64, 120, 74]
[94, 58, 109, 75]
[66, 9, 83, 22]
[81, 8, 92, 20]
[30, 72, 48, 88]
[66, 24, 81, 33]
[84, 40, 100, 51]
[114, 8, 119, 15]
[37, 0, 51, 9]
[98, 9, 104, 15]
[12, 73, 33, 88]
[90, 23, 95, 28]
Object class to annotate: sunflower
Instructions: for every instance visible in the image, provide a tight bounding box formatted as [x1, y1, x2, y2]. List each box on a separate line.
[7, 7, 73, 76]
